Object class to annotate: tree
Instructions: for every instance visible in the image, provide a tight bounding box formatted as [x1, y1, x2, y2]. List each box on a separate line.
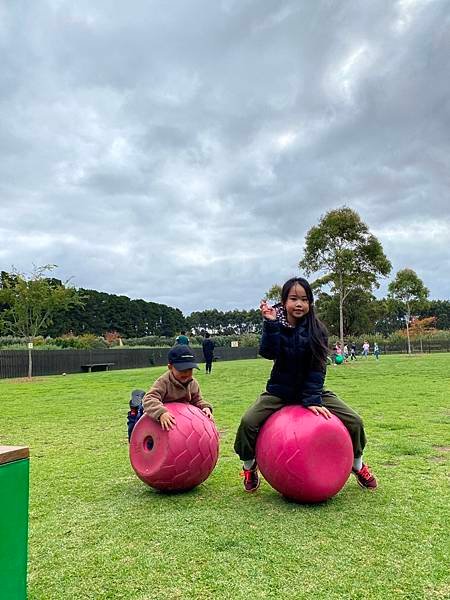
[409, 316, 437, 353]
[299, 207, 391, 347]
[373, 299, 406, 336]
[265, 285, 282, 303]
[315, 288, 381, 337]
[418, 300, 450, 330]
[388, 269, 429, 354]
[0, 265, 82, 378]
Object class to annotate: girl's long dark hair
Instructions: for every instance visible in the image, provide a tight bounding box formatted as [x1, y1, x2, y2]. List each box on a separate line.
[281, 277, 329, 370]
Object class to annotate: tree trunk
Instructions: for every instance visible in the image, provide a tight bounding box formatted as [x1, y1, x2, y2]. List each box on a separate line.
[339, 289, 344, 349]
[405, 314, 411, 354]
[28, 345, 33, 379]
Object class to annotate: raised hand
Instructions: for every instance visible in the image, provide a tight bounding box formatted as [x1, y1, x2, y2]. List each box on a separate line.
[260, 299, 277, 321]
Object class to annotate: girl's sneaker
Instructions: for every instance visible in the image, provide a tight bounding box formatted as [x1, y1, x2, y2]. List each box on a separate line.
[352, 464, 377, 489]
[241, 464, 260, 492]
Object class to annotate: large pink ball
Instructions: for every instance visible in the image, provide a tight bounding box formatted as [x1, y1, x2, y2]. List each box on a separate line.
[255, 405, 353, 503]
[130, 402, 219, 492]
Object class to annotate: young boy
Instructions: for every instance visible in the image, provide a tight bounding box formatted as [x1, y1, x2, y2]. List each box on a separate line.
[142, 345, 213, 430]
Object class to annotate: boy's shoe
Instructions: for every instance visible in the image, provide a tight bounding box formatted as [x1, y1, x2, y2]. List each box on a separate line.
[127, 389, 145, 442]
[130, 389, 145, 409]
[352, 464, 377, 490]
[241, 464, 260, 492]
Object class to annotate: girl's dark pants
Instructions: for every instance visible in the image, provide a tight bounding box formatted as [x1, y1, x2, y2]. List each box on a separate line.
[234, 391, 366, 462]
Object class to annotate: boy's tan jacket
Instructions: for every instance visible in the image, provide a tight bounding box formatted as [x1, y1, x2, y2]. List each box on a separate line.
[142, 369, 212, 421]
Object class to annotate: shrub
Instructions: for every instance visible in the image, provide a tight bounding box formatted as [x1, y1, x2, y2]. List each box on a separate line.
[53, 333, 108, 349]
[123, 336, 173, 347]
[104, 331, 123, 346]
[0, 336, 27, 347]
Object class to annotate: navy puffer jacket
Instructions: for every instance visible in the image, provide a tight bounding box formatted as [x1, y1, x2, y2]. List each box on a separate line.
[259, 315, 327, 407]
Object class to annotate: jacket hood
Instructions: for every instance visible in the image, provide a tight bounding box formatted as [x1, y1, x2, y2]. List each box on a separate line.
[273, 303, 295, 328]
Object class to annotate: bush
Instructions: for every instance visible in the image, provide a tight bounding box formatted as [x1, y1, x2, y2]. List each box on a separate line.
[235, 333, 260, 347]
[104, 331, 123, 347]
[123, 336, 173, 347]
[53, 333, 108, 349]
[0, 336, 27, 347]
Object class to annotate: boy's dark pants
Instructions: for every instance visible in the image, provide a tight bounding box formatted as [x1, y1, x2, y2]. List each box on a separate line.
[234, 391, 366, 462]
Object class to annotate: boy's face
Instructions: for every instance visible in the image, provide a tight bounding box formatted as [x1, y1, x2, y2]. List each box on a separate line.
[168, 364, 193, 384]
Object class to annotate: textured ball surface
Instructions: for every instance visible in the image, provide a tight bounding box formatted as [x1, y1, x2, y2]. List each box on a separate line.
[130, 402, 219, 491]
[255, 405, 353, 503]
[335, 354, 344, 364]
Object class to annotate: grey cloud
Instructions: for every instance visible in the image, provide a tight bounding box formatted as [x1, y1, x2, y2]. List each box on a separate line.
[1, 0, 449, 313]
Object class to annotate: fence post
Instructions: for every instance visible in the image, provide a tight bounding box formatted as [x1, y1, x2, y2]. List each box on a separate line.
[0, 446, 29, 599]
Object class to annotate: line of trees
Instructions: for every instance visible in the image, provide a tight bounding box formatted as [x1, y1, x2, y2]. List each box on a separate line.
[46, 289, 185, 338]
[1, 266, 447, 344]
[1, 207, 449, 360]
[0, 268, 185, 340]
[186, 309, 261, 335]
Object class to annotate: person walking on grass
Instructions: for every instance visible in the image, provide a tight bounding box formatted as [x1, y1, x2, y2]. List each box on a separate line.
[362, 340, 370, 358]
[374, 342, 380, 360]
[202, 332, 215, 374]
[234, 277, 377, 493]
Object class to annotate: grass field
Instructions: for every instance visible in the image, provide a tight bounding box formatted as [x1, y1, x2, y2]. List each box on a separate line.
[1, 354, 449, 599]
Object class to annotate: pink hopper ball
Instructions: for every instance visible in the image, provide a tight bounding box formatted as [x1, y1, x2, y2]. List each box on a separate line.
[255, 405, 353, 503]
[130, 402, 219, 492]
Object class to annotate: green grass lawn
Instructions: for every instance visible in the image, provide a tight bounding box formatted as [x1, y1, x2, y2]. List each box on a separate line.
[1, 354, 449, 599]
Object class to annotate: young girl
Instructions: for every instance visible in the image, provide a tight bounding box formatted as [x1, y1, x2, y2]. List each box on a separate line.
[334, 341, 343, 364]
[234, 277, 377, 492]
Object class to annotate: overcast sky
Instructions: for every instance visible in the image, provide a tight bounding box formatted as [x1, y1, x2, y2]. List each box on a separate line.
[1, 1, 449, 314]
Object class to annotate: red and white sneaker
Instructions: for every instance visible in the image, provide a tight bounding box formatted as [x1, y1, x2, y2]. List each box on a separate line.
[241, 464, 260, 492]
[352, 464, 378, 490]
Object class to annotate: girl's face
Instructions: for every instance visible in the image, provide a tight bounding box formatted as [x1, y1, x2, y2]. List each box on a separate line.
[284, 283, 310, 325]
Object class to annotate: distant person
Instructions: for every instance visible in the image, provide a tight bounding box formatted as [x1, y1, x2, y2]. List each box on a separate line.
[142, 345, 213, 430]
[373, 342, 380, 360]
[350, 342, 357, 361]
[175, 331, 189, 345]
[343, 344, 349, 361]
[362, 341, 370, 358]
[202, 332, 215, 374]
[334, 341, 343, 364]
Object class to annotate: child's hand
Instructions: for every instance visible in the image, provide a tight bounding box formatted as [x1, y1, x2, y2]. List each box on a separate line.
[306, 405, 332, 419]
[260, 300, 277, 321]
[159, 411, 176, 430]
[202, 407, 213, 420]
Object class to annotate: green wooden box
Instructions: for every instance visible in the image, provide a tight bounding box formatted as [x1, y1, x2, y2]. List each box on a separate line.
[0, 446, 30, 600]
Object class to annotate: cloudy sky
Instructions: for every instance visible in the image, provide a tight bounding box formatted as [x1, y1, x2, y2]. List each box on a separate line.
[1, 1, 449, 314]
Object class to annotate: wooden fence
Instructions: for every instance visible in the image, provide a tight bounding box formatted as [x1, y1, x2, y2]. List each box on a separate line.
[0, 347, 259, 379]
[0, 340, 449, 379]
